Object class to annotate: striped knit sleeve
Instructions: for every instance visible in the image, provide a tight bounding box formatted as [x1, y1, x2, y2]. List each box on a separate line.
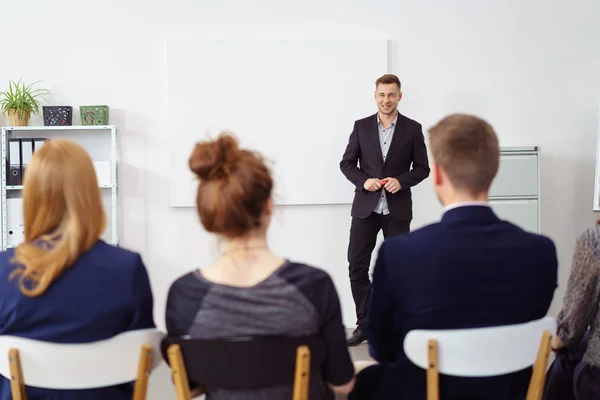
[557, 226, 600, 346]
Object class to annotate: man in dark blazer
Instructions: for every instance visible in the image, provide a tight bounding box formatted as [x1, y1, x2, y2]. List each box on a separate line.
[340, 74, 430, 345]
[350, 114, 558, 399]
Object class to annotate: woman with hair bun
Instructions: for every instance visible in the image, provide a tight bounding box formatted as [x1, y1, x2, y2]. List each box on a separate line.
[164, 132, 355, 399]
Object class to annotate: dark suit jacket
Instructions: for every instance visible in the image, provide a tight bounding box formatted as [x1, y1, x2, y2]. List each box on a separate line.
[340, 111, 430, 221]
[367, 205, 558, 399]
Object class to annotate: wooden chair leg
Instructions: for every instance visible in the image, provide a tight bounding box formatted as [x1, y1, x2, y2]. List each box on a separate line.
[526, 330, 552, 400]
[293, 345, 311, 400]
[9, 348, 26, 400]
[427, 339, 439, 400]
[133, 344, 153, 400]
[167, 344, 192, 400]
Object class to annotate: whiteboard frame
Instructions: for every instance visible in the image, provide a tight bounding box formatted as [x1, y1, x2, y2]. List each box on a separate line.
[594, 98, 600, 212]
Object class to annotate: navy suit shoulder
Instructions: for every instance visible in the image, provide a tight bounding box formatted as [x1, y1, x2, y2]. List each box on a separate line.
[384, 216, 555, 255]
[0, 240, 148, 289]
[379, 210, 558, 308]
[83, 240, 145, 268]
[0, 240, 145, 271]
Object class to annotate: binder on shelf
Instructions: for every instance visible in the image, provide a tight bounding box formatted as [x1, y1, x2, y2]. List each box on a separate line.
[7, 139, 22, 186]
[33, 138, 47, 151]
[21, 139, 33, 179]
[6, 198, 24, 247]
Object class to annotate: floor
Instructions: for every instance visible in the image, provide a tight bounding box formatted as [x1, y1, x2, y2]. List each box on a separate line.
[147, 339, 372, 399]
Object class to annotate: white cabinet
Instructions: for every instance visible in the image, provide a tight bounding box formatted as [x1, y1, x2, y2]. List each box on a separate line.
[490, 147, 540, 232]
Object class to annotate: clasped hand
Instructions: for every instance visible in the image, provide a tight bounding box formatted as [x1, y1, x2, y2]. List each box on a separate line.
[364, 178, 401, 194]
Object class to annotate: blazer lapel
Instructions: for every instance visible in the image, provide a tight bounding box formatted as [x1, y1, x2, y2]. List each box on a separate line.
[367, 113, 384, 164]
[383, 113, 405, 167]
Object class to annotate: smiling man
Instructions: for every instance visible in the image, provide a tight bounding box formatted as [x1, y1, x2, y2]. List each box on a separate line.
[340, 74, 430, 346]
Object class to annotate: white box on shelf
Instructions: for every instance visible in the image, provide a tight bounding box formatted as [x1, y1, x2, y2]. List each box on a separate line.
[93, 161, 111, 186]
[6, 198, 24, 247]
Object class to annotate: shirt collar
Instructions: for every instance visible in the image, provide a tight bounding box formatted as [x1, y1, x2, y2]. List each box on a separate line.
[377, 112, 398, 127]
[442, 201, 490, 213]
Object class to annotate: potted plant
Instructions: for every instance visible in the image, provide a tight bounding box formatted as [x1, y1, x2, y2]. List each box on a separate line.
[0, 79, 50, 126]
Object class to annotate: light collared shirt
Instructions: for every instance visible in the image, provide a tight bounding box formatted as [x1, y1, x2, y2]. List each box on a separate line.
[374, 113, 398, 215]
[442, 201, 490, 214]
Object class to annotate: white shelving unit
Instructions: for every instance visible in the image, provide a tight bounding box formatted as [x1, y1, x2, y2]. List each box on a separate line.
[0, 125, 118, 250]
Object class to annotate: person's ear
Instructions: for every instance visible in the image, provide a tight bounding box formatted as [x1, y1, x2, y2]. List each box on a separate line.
[432, 163, 442, 186]
[264, 197, 274, 216]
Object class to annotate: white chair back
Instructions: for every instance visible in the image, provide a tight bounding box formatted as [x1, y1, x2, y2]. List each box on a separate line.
[0, 328, 165, 389]
[403, 317, 556, 377]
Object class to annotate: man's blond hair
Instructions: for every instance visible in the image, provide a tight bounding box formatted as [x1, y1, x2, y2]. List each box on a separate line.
[428, 114, 500, 194]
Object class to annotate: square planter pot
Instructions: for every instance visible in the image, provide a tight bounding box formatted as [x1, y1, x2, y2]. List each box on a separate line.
[7, 109, 30, 126]
[80, 105, 109, 125]
[43, 106, 73, 126]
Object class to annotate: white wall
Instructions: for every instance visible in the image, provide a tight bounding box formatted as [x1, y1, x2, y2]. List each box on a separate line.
[1, 0, 599, 330]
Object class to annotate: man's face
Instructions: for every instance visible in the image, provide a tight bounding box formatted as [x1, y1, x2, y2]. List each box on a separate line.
[374, 83, 402, 115]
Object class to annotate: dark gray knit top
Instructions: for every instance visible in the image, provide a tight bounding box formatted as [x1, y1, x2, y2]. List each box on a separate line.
[164, 260, 354, 399]
[557, 224, 600, 367]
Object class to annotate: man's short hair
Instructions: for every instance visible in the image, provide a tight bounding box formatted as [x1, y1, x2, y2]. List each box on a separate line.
[375, 74, 401, 90]
[428, 114, 500, 194]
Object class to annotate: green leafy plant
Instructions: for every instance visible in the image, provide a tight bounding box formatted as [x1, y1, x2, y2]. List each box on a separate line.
[0, 79, 50, 116]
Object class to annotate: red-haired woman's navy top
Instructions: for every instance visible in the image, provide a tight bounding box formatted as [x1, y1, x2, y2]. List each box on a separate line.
[0, 240, 155, 400]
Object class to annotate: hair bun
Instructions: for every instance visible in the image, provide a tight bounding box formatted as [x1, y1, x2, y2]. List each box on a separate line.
[189, 133, 240, 181]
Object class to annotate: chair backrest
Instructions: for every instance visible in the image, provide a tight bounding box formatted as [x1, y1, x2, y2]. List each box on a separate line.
[403, 317, 556, 377]
[161, 335, 327, 389]
[0, 328, 165, 389]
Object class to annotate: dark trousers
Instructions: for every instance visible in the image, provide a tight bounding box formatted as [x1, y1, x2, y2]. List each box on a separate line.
[349, 362, 531, 400]
[348, 212, 410, 328]
[543, 332, 600, 400]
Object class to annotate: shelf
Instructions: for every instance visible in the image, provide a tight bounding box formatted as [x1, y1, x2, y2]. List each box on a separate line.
[6, 241, 119, 249]
[488, 195, 538, 201]
[6, 184, 115, 190]
[500, 146, 539, 154]
[2, 125, 115, 131]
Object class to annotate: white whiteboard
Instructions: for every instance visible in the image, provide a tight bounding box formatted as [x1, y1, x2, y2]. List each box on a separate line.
[167, 38, 388, 207]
